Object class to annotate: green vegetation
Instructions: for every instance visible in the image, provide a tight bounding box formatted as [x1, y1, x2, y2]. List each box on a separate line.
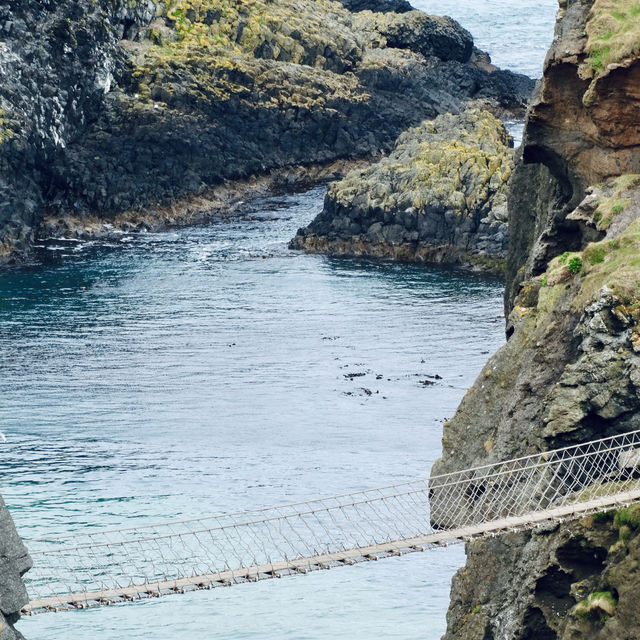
[567, 256, 583, 274]
[128, 0, 367, 107]
[586, 0, 640, 74]
[329, 110, 512, 222]
[592, 511, 614, 523]
[584, 244, 607, 265]
[591, 174, 640, 230]
[572, 219, 640, 309]
[614, 503, 640, 530]
[573, 591, 617, 622]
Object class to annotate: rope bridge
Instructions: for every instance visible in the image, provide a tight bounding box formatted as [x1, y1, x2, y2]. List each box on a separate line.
[22, 429, 640, 615]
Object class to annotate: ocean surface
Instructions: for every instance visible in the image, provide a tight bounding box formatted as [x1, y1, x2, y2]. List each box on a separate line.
[4, 2, 558, 639]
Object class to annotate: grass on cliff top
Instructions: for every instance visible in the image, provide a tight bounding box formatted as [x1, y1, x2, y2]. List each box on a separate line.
[559, 218, 640, 311]
[131, 0, 367, 106]
[592, 174, 640, 230]
[539, 176, 640, 310]
[587, 0, 640, 74]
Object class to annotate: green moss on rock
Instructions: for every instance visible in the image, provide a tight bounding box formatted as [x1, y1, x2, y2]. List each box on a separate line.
[586, 0, 640, 74]
[291, 109, 513, 273]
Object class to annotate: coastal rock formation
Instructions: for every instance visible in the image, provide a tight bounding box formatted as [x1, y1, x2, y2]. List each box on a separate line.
[337, 0, 413, 12]
[290, 110, 513, 273]
[435, 0, 640, 637]
[0, 497, 32, 640]
[0, 0, 533, 264]
[505, 0, 640, 311]
[445, 512, 640, 640]
[438, 179, 640, 640]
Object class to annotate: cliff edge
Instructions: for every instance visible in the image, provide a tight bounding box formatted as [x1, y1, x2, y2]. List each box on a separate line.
[0, 497, 31, 640]
[434, 1, 640, 638]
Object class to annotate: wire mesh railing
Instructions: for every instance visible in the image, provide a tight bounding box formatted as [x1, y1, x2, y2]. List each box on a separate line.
[22, 428, 640, 613]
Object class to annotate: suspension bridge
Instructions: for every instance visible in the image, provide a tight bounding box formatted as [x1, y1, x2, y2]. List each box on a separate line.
[21, 429, 640, 615]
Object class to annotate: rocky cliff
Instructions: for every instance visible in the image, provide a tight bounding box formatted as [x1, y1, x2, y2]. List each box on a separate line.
[505, 0, 640, 311]
[290, 109, 513, 273]
[0, 0, 531, 264]
[435, 1, 640, 638]
[0, 497, 32, 640]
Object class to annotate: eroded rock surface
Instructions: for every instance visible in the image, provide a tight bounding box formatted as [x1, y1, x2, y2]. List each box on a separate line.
[291, 110, 513, 273]
[0, 497, 31, 640]
[435, 1, 640, 637]
[506, 0, 640, 311]
[445, 513, 640, 640]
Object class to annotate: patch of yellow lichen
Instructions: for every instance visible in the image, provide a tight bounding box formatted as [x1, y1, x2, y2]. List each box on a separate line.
[129, 0, 368, 107]
[329, 109, 513, 218]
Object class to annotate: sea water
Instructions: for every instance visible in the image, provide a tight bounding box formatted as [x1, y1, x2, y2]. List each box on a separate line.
[5, 2, 558, 638]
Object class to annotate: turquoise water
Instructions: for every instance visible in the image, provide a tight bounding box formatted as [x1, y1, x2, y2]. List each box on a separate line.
[4, 3, 558, 639]
[5, 188, 502, 639]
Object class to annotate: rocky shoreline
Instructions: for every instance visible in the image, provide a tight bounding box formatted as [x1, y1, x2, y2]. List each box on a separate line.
[27, 158, 373, 255]
[0, 0, 532, 266]
[290, 109, 513, 274]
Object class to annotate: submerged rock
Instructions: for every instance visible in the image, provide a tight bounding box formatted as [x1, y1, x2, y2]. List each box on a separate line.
[291, 110, 513, 274]
[0, 0, 533, 264]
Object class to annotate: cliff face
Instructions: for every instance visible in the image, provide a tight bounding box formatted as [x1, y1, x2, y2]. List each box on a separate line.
[436, 1, 640, 638]
[0, 497, 32, 640]
[0, 0, 531, 264]
[505, 0, 640, 311]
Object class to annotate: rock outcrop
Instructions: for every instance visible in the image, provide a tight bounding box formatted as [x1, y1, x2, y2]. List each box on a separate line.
[337, 0, 413, 12]
[290, 110, 513, 273]
[435, 1, 640, 637]
[0, 497, 31, 640]
[505, 0, 640, 312]
[0, 0, 533, 264]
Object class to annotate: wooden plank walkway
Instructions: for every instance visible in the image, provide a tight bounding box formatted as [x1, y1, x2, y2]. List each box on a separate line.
[23, 487, 640, 615]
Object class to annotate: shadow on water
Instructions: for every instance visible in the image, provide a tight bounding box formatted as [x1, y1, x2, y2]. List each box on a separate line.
[323, 255, 504, 302]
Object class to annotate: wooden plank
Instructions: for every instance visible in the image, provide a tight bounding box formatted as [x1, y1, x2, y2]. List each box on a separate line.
[23, 488, 640, 614]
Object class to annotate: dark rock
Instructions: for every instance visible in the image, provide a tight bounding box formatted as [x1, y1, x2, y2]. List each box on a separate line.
[432, 2, 640, 636]
[0, 0, 533, 264]
[290, 109, 513, 274]
[0, 496, 32, 640]
[366, 11, 474, 63]
[337, 0, 414, 12]
[504, 0, 640, 314]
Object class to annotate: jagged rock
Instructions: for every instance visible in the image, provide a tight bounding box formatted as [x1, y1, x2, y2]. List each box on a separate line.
[505, 0, 640, 313]
[436, 172, 640, 638]
[445, 513, 640, 640]
[357, 11, 474, 63]
[290, 109, 513, 273]
[0, 0, 533, 264]
[0, 496, 32, 640]
[432, 7, 640, 632]
[337, 0, 413, 12]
